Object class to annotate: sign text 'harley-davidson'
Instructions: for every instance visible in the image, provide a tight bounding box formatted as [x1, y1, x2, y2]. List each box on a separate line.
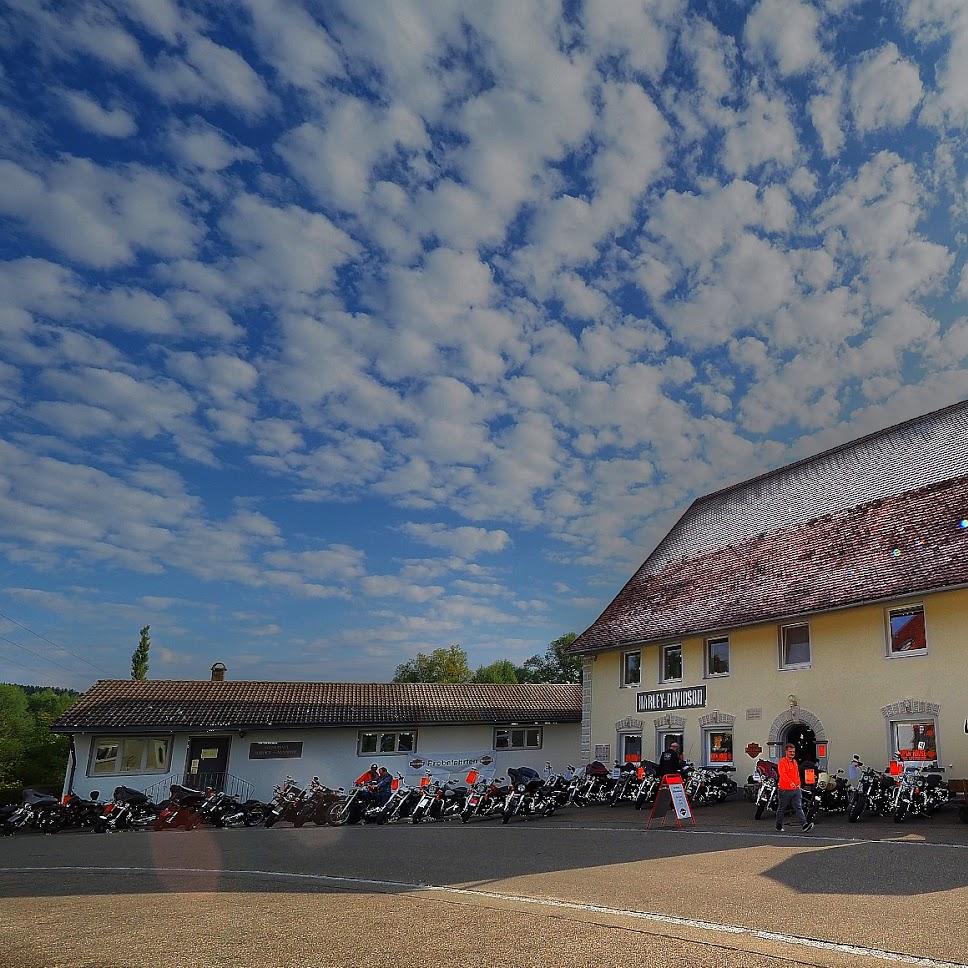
[637, 685, 706, 712]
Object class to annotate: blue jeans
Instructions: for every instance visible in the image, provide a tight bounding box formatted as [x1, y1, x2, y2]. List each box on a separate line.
[777, 788, 807, 826]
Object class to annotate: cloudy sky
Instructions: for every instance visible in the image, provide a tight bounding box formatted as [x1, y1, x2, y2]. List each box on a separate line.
[1, 0, 967, 688]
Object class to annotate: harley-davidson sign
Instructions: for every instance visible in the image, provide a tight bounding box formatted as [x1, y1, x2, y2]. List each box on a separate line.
[637, 685, 706, 712]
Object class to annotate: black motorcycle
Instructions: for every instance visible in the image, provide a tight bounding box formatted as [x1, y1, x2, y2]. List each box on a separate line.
[847, 767, 897, 822]
[1, 789, 65, 835]
[94, 786, 160, 832]
[501, 768, 555, 824]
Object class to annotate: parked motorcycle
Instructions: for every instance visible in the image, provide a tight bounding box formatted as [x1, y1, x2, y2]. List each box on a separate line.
[753, 760, 779, 819]
[892, 765, 950, 823]
[363, 775, 421, 824]
[460, 777, 510, 822]
[847, 767, 898, 822]
[153, 784, 206, 831]
[94, 786, 160, 832]
[501, 767, 555, 824]
[264, 776, 309, 827]
[61, 790, 105, 830]
[0, 789, 65, 835]
[290, 777, 342, 828]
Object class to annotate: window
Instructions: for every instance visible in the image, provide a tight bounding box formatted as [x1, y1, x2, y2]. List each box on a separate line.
[357, 730, 416, 756]
[887, 605, 926, 656]
[893, 721, 937, 762]
[494, 727, 543, 750]
[89, 736, 172, 776]
[706, 729, 733, 766]
[661, 644, 682, 682]
[622, 650, 641, 686]
[656, 731, 683, 759]
[705, 636, 730, 676]
[780, 624, 811, 668]
[621, 734, 642, 763]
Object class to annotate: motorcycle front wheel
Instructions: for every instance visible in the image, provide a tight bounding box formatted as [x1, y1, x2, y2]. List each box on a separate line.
[754, 799, 766, 820]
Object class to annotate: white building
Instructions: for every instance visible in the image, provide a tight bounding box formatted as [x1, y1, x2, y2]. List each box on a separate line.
[54, 670, 582, 801]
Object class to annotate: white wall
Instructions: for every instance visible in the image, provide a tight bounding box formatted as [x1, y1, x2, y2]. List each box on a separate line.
[68, 723, 580, 801]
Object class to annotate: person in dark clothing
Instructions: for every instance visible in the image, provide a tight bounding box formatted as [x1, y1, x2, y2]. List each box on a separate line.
[658, 742, 682, 777]
[372, 767, 394, 806]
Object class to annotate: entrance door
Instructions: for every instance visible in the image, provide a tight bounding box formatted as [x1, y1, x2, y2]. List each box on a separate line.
[621, 734, 642, 763]
[185, 737, 231, 790]
[657, 731, 684, 761]
[783, 725, 817, 764]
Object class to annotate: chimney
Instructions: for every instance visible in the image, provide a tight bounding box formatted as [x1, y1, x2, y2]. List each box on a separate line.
[211, 662, 227, 682]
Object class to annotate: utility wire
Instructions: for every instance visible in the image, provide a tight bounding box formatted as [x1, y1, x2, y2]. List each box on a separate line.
[0, 645, 40, 679]
[0, 608, 110, 676]
[0, 630, 87, 678]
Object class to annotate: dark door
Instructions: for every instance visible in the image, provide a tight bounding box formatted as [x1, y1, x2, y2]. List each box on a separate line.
[784, 725, 817, 765]
[185, 737, 231, 790]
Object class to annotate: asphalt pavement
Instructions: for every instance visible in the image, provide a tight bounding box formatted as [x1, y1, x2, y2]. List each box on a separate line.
[1, 802, 967, 968]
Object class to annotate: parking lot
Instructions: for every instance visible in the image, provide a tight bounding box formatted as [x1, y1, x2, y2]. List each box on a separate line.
[2, 802, 967, 968]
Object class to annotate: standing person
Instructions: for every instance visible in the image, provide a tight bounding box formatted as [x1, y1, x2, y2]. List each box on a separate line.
[777, 743, 814, 832]
[658, 741, 682, 777]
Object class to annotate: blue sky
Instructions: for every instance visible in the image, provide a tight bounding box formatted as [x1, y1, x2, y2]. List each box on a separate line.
[1, 0, 967, 689]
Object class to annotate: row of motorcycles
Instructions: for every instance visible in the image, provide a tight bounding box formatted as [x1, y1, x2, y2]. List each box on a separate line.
[1, 783, 268, 836]
[749, 758, 955, 824]
[270, 759, 739, 828]
[1, 756, 745, 837]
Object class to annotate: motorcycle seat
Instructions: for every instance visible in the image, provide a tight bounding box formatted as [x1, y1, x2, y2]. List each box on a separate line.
[449, 786, 469, 796]
[23, 790, 59, 807]
[170, 784, 206, 799]
[114, 786, 150, 803]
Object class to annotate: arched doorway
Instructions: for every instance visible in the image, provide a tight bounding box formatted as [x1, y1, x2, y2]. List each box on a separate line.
[783, 723, 817, 764]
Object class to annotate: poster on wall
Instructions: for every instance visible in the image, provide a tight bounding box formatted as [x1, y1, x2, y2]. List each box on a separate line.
[403, 751, 499, 783]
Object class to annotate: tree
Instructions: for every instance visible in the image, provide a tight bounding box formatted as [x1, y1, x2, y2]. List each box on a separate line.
[131, 625, 151, 680]
[518, 632, 582, 683]
[0, 684, 31, 788]
[471, 659, 519, 683]
[393, 644, 471, 683]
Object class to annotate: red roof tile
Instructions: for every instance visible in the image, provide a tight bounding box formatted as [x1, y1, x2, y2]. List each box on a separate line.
[572, 473, 968, 653]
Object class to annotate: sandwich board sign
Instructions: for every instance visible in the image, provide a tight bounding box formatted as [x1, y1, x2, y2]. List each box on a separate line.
[646, 773, 695, 828]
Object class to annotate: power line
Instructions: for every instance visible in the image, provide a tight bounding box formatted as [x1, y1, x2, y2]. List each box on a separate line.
[0, 608, 110, 676]
[0, 630, 88, 679]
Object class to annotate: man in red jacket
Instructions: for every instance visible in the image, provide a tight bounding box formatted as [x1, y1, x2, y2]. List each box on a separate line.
[776, 744, 814, 833]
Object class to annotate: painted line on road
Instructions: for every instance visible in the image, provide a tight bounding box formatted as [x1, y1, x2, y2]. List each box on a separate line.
[471, 823, 968, 849]
[3, 865, 966, 968]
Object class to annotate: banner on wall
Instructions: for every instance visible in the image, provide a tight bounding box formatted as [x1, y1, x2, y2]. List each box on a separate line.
[403, 751, 498, 783]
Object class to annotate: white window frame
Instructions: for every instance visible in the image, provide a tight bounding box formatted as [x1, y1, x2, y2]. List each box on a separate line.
[88, 735, 173, 777]
[656, 730, 683, 761]
[779, 623, 811, 670]
[704, 636, 730, 678]
[889, 718, 939, 765]
[357, 729, 417, 757]
[703, 727, 734, 767]
[660, 643, 683, 683]
[493, 727, 543, 751]
[621, 649, 642, 687]
[885, 603, 927, 658]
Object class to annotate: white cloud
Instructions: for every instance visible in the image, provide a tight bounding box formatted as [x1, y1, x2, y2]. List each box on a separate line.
[360, 575, 444, 602]
[167, 118, 256, 170]
[264, 545, 366, 581]
[809, 75, 845, 157]
[0, 157, 201, 268]
[849, 44, 923, 133]
[722, 92, 798, 175]
[400, 522, 511, 556]
[221, 194, 360, 295]
[902, 1, 968, 128]
[60, 90, 136, 137]
[744, 0, 824, 76]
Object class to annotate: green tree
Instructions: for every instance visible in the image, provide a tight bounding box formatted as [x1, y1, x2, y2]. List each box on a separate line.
[22, 690, 76, 789]
[518, 632, 582, 683]
[393, 644, 471, 683]
[0, 684, 31, 787]
[131, 625, 150, 680]
[471, 659, 519, 683]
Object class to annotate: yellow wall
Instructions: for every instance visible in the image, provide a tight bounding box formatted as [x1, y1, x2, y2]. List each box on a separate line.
[586, 586, 968, 777]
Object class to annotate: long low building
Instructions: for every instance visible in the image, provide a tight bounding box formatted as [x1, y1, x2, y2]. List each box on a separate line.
[53, 676, 581, 800]
[570, 398, 968, 779]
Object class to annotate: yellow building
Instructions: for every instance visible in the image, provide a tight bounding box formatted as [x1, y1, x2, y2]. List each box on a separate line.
[571, 399, 968, 779]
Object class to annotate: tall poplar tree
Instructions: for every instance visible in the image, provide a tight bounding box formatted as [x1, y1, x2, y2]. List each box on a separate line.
[131, 625, 150, 680]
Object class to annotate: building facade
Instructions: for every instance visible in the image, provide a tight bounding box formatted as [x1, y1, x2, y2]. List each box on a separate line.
[53, 679, 581, 801]
[571, 399, 968, 778]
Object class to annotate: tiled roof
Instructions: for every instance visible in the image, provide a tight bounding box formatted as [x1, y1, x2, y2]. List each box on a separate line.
[52, 681, 583, 732]
[647, 398, 968, 575]
[572, 457, 968, 653]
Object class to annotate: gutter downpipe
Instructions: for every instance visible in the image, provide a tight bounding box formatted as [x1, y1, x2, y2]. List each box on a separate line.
[65, 735, 77, 799]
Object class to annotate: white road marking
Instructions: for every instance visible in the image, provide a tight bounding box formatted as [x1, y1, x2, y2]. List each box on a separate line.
[3, 864, 966, 968]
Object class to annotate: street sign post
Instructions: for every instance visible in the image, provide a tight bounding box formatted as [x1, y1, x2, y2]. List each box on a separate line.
[646, 773, 695, 828]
